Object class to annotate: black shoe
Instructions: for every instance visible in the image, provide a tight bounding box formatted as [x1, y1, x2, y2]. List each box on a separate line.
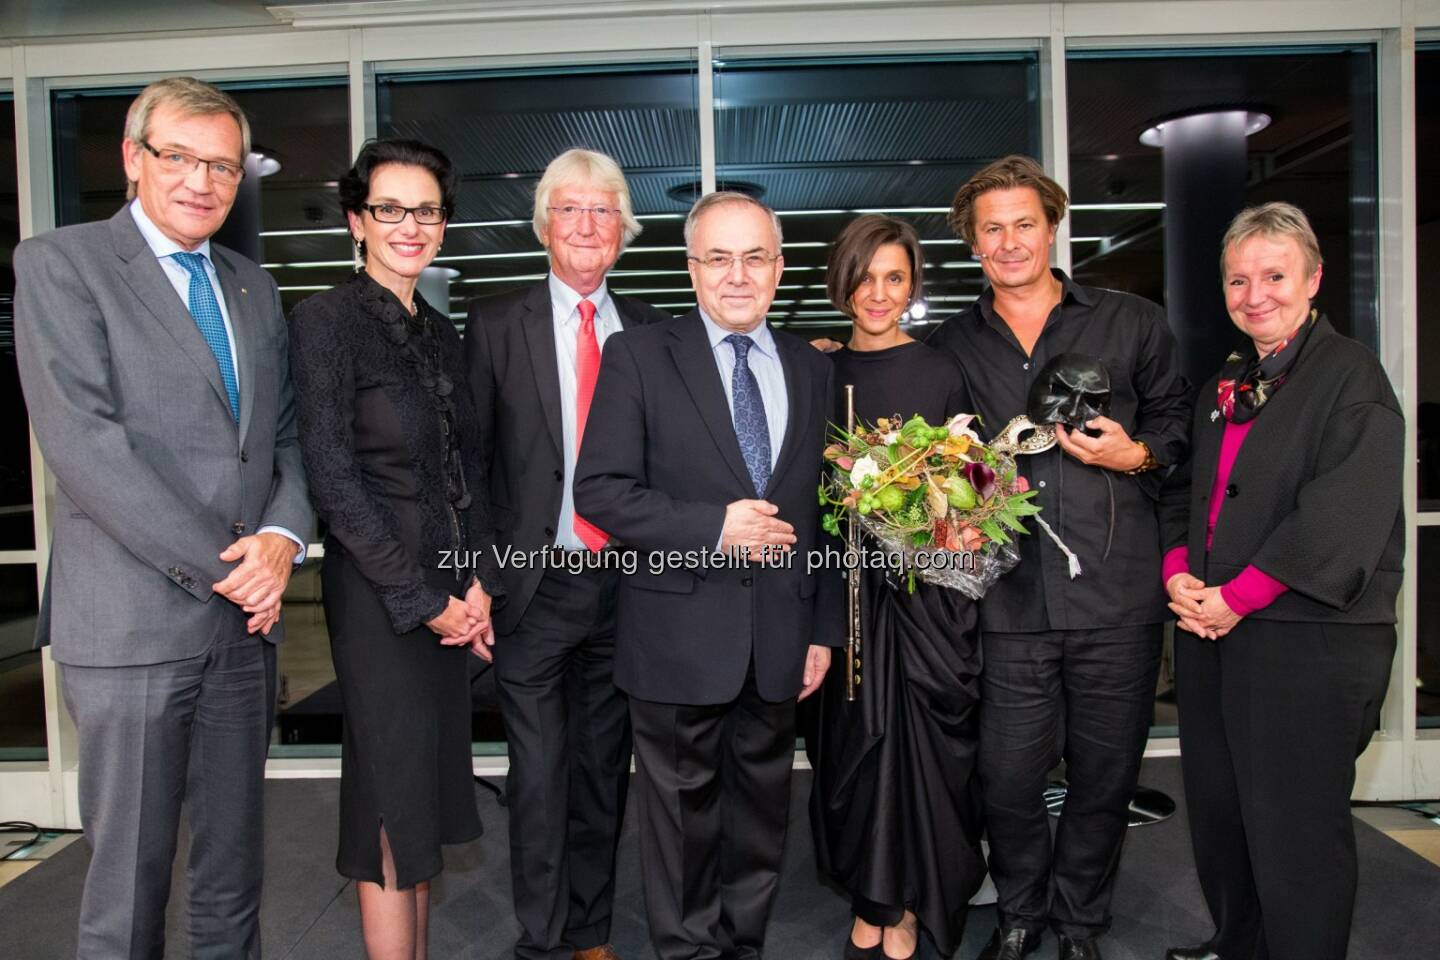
[1164, 947, 1221, 960]
[975, 927, 1042, 960]
[881, 924, 918, 960]
[844, 932, 881, 960]
[1058, 937, 1102, 960]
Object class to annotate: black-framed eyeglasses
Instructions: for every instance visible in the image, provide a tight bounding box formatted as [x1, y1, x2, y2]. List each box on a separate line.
[361, 202, 448, 225]
[139, 141, 245, 186]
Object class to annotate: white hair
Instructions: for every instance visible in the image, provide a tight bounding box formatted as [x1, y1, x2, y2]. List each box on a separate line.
[532, 148, 642, 247]
[683, 191, 783, 253]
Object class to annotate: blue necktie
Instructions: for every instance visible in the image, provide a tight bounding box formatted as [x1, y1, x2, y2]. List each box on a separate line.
[172, 252, 239, 423]
[726, 333, 771, 495]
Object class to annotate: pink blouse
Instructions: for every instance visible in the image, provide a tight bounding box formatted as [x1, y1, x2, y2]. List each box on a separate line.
[1161, 419, 1288, 616]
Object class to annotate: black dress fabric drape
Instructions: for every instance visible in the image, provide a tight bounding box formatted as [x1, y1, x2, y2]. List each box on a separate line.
[809, 341, 986, 954]
[289, 272, 504, 889]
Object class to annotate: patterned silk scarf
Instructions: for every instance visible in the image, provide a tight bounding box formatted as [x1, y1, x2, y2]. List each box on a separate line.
[1216, 310, 1318, 423]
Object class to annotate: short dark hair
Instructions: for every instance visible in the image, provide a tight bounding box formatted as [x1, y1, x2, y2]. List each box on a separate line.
[948, 154, 1068, 246]
[825, 214, 924, 318]
[338, 138, 459, 218]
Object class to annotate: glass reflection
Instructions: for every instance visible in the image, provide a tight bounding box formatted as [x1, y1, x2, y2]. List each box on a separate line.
[714, 53, 1041, 342]
[1417, 46, 1440, 512]
[0, 97, 32, 551]
[377, 62, 702, 325]
[0, 565, 44, 755]
[51, 79, 351, 315]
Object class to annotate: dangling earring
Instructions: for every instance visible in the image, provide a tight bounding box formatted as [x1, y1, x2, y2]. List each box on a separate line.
[353, 237, 365, 270]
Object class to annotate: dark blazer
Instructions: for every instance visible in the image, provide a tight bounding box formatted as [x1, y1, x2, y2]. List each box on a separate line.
[289, 273, 504, 633]
[14, 206, 311, 666]
[573, 310, 844, 705]
[465, 278, 670, 635]
[1159, 316, 1404, 624]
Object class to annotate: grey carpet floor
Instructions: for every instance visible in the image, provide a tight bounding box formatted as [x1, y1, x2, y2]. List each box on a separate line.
[4, 758, 1438, 959]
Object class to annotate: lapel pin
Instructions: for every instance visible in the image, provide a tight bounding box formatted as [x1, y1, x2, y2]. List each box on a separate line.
[240, 287, 248, 294]
[1210, 410, 1220, 422]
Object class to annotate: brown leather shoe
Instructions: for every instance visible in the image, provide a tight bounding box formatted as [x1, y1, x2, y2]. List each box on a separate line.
[574, 946, 621, 960]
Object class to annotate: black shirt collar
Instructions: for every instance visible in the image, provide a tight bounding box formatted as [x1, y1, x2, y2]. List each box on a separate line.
[975, 268, 1092, 327]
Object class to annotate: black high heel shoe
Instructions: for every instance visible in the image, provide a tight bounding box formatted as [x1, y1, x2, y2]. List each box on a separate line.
[881, 919, 919, 960]
[844, 933, 882, 959]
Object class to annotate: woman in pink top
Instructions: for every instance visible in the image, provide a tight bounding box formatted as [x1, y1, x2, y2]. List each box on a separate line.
[1157, 203, 1403, 960]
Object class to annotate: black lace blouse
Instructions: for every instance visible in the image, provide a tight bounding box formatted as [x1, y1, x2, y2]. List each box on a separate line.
[289, 272, 504, 633]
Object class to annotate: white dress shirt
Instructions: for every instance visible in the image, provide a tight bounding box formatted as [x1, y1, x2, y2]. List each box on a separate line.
[130, 199, 304, 559]
[130, 199, 241, 393]
[551, 273, 623, 550]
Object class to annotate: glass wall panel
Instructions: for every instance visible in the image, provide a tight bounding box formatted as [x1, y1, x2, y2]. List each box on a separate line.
[0, 565, 43, 757]
[0, 96, 31, 552]
[1067, 45, 1379, 733]
[378, 61, 702, 323]
[51, 79, 351, 315]
[1419, 527, 1440, 728]
[1418, 45, 1440, 513]
[0, 94, 44, 760]
[714, 53, 1041, 341]
[1067, 46, 1379, 385]
[1416, 45, 1440, 726]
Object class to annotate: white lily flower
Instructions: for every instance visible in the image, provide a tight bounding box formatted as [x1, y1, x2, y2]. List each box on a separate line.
[946, 413, 982, 444]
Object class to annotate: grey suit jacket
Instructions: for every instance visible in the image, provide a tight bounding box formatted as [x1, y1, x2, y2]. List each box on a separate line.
[14, 206, 312, 667]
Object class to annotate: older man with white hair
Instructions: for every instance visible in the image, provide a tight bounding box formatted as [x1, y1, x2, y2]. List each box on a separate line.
[465, 148, 669, 960]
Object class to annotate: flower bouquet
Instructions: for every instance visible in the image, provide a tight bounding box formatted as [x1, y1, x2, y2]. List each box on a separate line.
[820, 413, 1040, 598]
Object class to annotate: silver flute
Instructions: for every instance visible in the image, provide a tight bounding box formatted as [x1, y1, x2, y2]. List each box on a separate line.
[845, 383, 861, 702]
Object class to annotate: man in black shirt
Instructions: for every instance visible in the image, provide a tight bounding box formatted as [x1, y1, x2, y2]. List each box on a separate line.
[926, 156, 1190, 960]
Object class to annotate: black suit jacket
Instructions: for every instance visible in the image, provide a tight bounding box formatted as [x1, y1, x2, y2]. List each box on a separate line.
[1158, 316, 1404, 624]
[573, 310, 844, 706]
[465, 278, 670, 634]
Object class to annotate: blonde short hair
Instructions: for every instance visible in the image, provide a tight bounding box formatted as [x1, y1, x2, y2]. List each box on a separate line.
[683, 191, 783, 254]
[532, 148, 643, 247]
[123, 77, 251, 201]
[1221, 201, 1324, 277]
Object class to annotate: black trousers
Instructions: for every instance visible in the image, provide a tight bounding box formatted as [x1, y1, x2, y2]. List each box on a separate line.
[1175, 619, 1394, 960]
[978, 625, 1162, 939]
[494, 565, 632, 960]
[629, 669, 797, 960]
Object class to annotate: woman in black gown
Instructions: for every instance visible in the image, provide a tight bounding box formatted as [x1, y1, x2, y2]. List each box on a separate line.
[811, 215, 987, 959]
[289, 139, 504, 960]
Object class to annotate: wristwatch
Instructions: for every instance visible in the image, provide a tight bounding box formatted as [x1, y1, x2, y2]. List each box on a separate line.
[1124, 440, 1159, 475]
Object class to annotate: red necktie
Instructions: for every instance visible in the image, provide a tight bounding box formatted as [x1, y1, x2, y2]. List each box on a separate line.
[573, 299, 608, 551]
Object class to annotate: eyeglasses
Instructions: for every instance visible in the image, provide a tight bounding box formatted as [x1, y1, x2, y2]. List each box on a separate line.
[139, 141, 245, 186]
[548, 205, 620, 224]
[361, 202, 448, 225]
[688, 253, 781, 272]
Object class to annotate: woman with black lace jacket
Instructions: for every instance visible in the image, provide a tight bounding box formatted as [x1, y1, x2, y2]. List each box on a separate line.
[289, 138, 504, 960]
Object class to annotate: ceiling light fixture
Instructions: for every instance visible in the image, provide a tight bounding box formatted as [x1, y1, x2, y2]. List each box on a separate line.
[1139, 109, 1271, 148]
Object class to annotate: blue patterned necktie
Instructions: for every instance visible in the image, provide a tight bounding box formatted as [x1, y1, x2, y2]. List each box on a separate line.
[725, 333, 771, 495]
[172, 251, 239, 423]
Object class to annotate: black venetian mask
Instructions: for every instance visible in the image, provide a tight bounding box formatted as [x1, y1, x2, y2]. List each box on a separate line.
[1027, 353, 1112, 431]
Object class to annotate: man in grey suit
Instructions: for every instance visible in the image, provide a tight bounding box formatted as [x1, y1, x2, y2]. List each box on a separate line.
[14, 77, 310, 959]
